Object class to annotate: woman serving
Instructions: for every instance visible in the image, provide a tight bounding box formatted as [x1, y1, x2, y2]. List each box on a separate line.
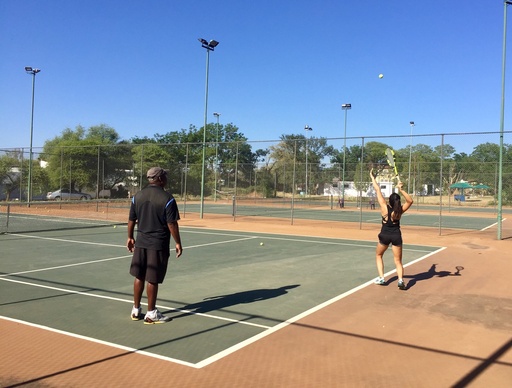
[370, 169, 413, 290]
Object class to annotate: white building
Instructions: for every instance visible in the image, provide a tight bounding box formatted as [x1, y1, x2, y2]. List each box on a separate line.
[323, 181, 394, 199]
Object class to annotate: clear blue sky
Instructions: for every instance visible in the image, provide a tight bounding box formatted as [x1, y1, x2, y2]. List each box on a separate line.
[1, 0, 510, 154]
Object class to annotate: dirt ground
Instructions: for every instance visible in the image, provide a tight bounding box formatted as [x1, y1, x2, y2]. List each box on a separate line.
[1, 205, 512, 387]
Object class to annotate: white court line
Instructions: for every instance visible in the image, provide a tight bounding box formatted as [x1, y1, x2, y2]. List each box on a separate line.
[1, 233, 269, 331]
[9, 232, 257, 250]
[9, 233, 126, 248]
[7, 214, 116, 226]
[0, 255, 132, 277]
[2, 228, 446, 368]
[183, 228, 437, 252]
[2, 234, 258, 277]
[481, 217, 506, 231]
[184, 225, 443, 247]
[195, 246, 447, 368]
[0, 315, 199, 368]
[1, 247, 447, 368]
[11, 229, 436, 253]
[0, 276, 270, 330]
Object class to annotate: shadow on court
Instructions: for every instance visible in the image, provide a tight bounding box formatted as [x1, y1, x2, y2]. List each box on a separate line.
[170, 284, 300, 318]
[404, 264, 465, 290]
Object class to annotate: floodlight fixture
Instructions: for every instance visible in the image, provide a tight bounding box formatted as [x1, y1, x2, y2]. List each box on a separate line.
[199, 38, 219, 51]
[25, 66, 40, 75]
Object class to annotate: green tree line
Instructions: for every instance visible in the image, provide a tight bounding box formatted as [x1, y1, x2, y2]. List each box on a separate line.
[1, 124, 511, 203]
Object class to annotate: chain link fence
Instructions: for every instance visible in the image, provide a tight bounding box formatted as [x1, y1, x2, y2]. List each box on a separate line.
[1, 131, 510, 236]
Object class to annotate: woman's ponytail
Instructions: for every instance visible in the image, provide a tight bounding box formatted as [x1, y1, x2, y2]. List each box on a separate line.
[389, 193, 403, 221]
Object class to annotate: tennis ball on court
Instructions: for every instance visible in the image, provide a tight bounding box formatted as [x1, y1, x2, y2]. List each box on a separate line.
[379, 73, 384, 79]
[260, 242, 264, 246]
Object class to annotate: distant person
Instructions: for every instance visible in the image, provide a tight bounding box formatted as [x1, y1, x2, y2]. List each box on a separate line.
[369, 197, 375, 210]
[127, 167, 183, 324]
[370, 169, 413, 290]
[339, 197, 345, 209]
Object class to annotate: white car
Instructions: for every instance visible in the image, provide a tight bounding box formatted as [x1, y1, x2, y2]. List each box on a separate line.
[46, 188, 92, 200]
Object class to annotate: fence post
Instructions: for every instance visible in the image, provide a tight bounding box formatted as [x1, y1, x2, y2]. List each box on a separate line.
[291, 140, 297, 225]
[439, 134, 444, 236]
[359, 137, 364, 230]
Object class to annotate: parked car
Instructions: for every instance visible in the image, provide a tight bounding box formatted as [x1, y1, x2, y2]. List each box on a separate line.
[46, 188, 92, 200]
[32, 193, 48, 201]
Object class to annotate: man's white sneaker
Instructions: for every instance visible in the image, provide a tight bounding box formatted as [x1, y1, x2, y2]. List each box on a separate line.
[131, 306, 142, 321]
[144, 309, 172, 324]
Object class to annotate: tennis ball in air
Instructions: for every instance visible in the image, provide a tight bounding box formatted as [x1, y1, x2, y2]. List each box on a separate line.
[260, 242, 264, 246]
[113, 225, 117, 228]
[379, 74, 384, 79]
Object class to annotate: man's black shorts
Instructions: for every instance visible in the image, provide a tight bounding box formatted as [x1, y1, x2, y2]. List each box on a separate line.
[378, 232, 403, 247]
[130, 247, 170, 283]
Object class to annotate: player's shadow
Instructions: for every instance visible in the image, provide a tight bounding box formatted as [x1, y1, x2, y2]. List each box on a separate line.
[402, 264, 464, 289]
[170, 284, 300, 318]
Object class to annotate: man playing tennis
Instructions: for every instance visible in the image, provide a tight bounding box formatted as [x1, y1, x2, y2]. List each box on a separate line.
[370, 168, 413, 290]
[127, 167, 183, 323]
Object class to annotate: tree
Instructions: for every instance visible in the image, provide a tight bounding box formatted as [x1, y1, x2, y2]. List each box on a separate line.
[129, 123, 255, 197]
[41, 125, 125, 196]
[269, 134, 335, 195]
[0, 151, 22, 200]
[470, 142, 512, 200]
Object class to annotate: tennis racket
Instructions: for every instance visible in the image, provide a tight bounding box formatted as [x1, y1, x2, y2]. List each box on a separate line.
[385, 148, 399, 184]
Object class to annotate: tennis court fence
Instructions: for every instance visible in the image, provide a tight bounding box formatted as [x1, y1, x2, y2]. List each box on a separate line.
[1, 131, 511, 236]
[0, 202, 126, 234]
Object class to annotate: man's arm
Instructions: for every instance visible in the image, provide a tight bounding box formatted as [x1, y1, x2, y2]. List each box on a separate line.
[127, 219, 136, 252]
[168, 221, 183, 258]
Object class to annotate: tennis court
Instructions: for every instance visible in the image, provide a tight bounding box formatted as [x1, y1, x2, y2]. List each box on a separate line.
[0, 217, 442, 367]
[182, 199, 502, 231]
[1, 205, 511, 387]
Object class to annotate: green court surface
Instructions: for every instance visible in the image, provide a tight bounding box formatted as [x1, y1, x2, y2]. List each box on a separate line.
[0, 224, 443, 367]
[181, 201, 500, 231]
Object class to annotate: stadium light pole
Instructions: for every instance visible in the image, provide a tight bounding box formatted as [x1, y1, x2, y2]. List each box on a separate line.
[213, 112, 221, 202]
[198, 38, 219, 219]
[408, 121, 415, 192]
[25, 66, 41, 206]
[341, 103, 351, 203]
[498, 1, 512, 239]
[304, 125, 313, 196]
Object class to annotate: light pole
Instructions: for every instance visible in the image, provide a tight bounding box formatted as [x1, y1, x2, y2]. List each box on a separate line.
[198, 38, 219, 219]
[498, 1, 512, 239]
[408, 121, 415, 191]
[25, 66, 41, 205]
[213, 112, 221, 202]
[341, 103, 351, 203]
[304, 125, 313, 196]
